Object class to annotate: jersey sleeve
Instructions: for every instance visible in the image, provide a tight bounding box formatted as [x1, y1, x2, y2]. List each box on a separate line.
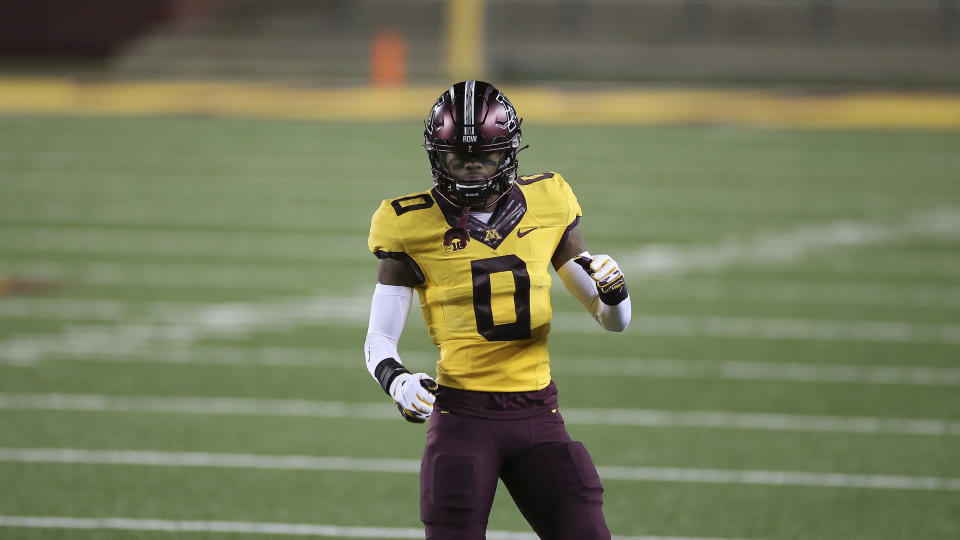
[368, 200, 406, 255]
[549, 173, 583, 256]
[555, 173, 583, 227]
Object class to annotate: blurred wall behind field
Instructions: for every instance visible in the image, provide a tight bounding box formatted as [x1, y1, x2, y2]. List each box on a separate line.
[1, 0, 958, 87]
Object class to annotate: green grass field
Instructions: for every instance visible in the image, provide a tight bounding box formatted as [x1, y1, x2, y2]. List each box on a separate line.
[1, 114, 959, 540]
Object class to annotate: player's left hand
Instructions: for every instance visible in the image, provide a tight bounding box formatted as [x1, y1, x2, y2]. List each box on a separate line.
[574, 253, 628, 305]
[391, 372, 438, 424]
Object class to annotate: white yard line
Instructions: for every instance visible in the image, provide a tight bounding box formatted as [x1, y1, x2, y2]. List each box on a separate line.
[0, 515, 755, 540]
[636, 278, 960, 307]
[0, 199, 364, 231]
[0, 189, 911, 216]
[4, 169, 915, 202]
[0, 147, 377, 161]
[1, 207, 958, 274]
[2, 448, 958, 492]
[1, 393, 958, 436]
[0, 208, 957, 289]
[811, 254, 960, 277]
[0, 226, 366, 261]
[5, 259, 960, 301]
[594, 466, 960, 491]
[0, 294, 372, 364]
[564, 313, 960, 344]
[560, 407, 960, 436]
[0, 204, 957, 286]
[555, 356, 960, 386]
[2, 208, 958, 380]
[4, 341, 960, 388]
[11, 203, 938, 245]
[4, 143, 942, 176]
[2, 296, 960, 352]
[622, 206, 960, 277]
[0, 260, 319, 291]
[6, 139, 951, 170]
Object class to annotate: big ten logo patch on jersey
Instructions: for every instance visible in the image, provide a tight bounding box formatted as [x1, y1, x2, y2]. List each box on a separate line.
[483, 229, 502, 243]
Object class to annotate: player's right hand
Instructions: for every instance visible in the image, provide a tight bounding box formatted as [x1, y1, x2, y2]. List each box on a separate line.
[390, 372, 438, 424]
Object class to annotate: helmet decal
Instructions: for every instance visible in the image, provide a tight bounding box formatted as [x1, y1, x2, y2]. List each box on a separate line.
[463, 80, 476, 143]
[496, 92, 519, 132]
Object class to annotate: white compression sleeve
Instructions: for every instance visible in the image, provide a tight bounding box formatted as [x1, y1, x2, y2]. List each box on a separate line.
[364, 283, 414, 380]
[557, 257, 632, 332]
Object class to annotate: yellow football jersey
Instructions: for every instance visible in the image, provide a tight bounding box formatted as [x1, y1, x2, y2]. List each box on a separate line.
[368, 172, 582, 392]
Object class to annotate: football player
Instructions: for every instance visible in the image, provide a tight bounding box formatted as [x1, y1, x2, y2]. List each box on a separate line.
[364, 81, 631, 540]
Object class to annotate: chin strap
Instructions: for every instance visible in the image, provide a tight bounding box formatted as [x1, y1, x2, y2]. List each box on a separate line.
[442, 205, 471, 250]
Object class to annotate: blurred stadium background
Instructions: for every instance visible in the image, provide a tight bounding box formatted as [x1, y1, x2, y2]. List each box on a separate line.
[1, 1, 959, 539]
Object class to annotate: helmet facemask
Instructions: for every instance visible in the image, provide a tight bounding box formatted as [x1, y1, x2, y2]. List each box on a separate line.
[427, 139, 521, 209]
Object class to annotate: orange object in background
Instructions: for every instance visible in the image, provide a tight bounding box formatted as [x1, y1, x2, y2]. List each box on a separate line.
[371, 29, 408, 86]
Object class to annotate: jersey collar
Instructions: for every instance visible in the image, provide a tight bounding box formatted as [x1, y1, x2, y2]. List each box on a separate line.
[432, 186, 527, 249]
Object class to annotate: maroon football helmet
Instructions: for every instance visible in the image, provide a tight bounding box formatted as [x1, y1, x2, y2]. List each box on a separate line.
[423, 81, 523, 208]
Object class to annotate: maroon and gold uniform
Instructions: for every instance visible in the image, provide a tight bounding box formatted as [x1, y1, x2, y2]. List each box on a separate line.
[368, 172, 581, 392]
[365, 81, 620, 540]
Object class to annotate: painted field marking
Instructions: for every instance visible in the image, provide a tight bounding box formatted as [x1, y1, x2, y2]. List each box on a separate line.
[0, 260, 321, 291]
[3, 143, 952, 179]
[0, 198, 368, 232]
[806, 253, 960, 277]
[2, 205, 958, 380]
[624, 206, 960, 277]
[1, 393, 958, 436]
[0, 187, 912, 215]
[0, 515, 757, 540]
[0, 226, 366, 261]
[560, 407, 960, 436]
[2, 205, 958, 278]
[4, 168, 941, 201]
[0, 293, 374, 365]
[4, 341, 960, 388]
[2, 296, 960, 349]
[554, 356, 960, 386]
[2, 448, 959, 492]
[2, 175, 958, 209]
[566, 313, 960, 344]
[4, 259, 960, 300]
[635, 278, 960, 307]
[1, 185, 956, 215]
[0, 198, 734, 240]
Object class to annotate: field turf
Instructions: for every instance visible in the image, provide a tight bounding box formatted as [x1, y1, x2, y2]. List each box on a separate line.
[0, 114, 958, 539]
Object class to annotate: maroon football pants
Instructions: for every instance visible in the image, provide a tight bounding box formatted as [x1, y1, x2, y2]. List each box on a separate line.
[419, 409, 611, 540]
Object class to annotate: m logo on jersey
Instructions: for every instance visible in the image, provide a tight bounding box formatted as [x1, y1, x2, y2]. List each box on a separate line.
[484, 229, 502, 243]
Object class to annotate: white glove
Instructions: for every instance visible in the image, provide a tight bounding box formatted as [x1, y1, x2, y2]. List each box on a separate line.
[389, 372, 437, 423]
[574, 253, 627, 304]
